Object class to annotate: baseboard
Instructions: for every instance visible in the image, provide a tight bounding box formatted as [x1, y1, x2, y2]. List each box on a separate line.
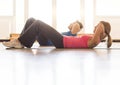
[0, 39, 10, 42]
[102, 39, 120, 42]
[112, 39, 120, 42]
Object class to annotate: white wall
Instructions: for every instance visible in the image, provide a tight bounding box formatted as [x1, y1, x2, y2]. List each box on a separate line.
[0, 0, 15, 39]
[0, 17, 15, 39]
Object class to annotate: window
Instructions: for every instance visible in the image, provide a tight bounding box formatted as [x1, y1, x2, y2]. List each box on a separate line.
[28, 0, 52, 25]
[84, 0, 94, 33]
[96, 0, 120, 16]
[0, 0, 13, 16]
[16, 0, 24, 33]
[56, 0, 81, 32]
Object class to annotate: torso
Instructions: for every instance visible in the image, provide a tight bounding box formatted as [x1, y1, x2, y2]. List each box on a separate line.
[63, 35, 93, 48]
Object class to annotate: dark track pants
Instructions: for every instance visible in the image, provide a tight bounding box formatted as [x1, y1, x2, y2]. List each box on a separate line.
[18, 18, 64, 48]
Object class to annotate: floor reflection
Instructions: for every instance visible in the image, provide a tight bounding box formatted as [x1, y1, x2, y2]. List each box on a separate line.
[0, 43, 120, 85]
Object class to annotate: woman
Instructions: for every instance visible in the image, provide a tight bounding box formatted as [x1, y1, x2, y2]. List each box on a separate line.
[2, 19, 112, 49]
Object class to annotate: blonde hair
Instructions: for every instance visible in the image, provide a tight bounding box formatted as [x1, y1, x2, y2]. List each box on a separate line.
[100, 21, 112, 48]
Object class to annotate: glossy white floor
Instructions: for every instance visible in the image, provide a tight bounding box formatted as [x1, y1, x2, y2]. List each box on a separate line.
[0, 42, 120, 85]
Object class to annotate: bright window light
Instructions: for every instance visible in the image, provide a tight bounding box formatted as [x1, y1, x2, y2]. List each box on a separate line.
[84, 0, 94, 33]
[56, 0, 81, 32]
[96, 0, 120, 16]
[0, 0, 13, 16]
[29, 0, 52, 25]
[16, 0, 24, 33]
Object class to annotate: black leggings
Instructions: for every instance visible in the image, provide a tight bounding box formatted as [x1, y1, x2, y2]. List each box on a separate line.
[20, 18, 49, 46]
[18, 18, 64, 48]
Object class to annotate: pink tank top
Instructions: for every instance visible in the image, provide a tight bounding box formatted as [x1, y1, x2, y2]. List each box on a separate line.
[63, 35, 92, 48]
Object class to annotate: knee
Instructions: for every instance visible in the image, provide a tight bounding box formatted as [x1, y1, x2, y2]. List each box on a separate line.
[30, 17, 35, 20]
[27, 17, 36, 22]
[34, 20, 43, 26]
[34, 20, 40, 25]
